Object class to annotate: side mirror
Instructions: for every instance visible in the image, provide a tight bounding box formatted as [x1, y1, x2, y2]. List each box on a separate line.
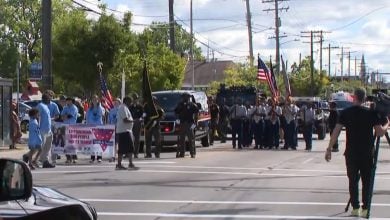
[0, 158, 33, 202]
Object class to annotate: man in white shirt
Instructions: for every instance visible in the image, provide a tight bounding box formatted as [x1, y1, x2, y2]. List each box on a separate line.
[229, 98, 247, 149]
[249, 98, 266, 149]
[300, 103, 315, 151]
[116, 96, 137, 170]
[282, 98, 299, 150]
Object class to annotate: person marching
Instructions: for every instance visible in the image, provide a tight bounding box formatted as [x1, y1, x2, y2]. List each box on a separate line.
[108, 98, 121, 162]
[174, 93, 199, 158]
[229, 98, 247, 149]
[325, 88, 389, 218]
[249, 97, 266, 149]
[282, 97, 299, 150]
[265, 98, 282, 149]
[115, 96, 137, 170]
[208, 97, 219, 146]
[26, 109, 42, 170]
[129, 93, 144, 158]
[61, 97, 79, 164]
[217, 98, 229, 143]
[86, 95, 105, 163]
[300, 102, 315, 151]
[144, 96, 165, 158]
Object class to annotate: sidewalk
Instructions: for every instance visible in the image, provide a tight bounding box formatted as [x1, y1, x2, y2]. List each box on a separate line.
[0, 143, 29, 160]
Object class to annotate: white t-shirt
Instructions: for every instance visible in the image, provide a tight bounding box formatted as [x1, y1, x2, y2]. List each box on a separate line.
[116, 104, 133, 133]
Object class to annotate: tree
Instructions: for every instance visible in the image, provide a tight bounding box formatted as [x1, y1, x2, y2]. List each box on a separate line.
[140, 22, 203, 60]
[289, 56, 329, 97]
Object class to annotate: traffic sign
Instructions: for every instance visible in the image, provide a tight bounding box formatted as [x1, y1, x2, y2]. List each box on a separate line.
[29, 62, 42, 80]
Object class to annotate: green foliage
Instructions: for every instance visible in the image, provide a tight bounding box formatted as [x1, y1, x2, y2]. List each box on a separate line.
[209, 62, 268, 96]
[289, 56, 330, 97]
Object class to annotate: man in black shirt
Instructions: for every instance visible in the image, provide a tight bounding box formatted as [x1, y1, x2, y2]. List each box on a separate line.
[217, 98, 230, 143]
[174, 93, 199, 158]
[144, 96, 165, 158]
[129, 93, 144, 158]
[208, 97, 219, 146]
[325, 88, 389, 218]
[327, 101, 339, 152]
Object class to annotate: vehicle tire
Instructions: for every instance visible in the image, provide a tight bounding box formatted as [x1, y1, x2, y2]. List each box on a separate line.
[317, 124, 326, 140]
[20, 120, 28, 133]
[201, 135, 209, 147]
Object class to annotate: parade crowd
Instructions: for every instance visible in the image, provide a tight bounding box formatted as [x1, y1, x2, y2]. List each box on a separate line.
[19, 89, 337, 170]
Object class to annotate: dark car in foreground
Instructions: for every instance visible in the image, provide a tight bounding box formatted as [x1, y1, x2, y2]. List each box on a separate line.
[0, 158, 97, 220]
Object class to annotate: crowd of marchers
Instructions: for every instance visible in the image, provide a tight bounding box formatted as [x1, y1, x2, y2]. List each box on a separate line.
[208, 95, 340, 152]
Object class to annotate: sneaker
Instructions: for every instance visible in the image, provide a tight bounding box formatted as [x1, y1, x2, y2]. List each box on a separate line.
[351, 208, 360, 217]
[42, 161, 55, 168]
[72, 160, 77, 164]
[154, 154, 160, 158]
[22, 154, 29, 163]
[360, 209, 368, 218]
[128, 164, 139, 170]
[115, 164, 127, 170]
[97, 158, 102, 163]
[32, 161, 40, 168]
[191, 154, 196, 158]
[28, 164, 35, 170]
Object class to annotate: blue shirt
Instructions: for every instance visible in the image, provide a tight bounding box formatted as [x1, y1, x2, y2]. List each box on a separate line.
[86, 105, 104, 125]
[37, 102, 52, 133]
[28, 118, 42, 147]
[61, 104, 78, 124]
[108, 107, 119, 125]
[48, 101, 60, 119]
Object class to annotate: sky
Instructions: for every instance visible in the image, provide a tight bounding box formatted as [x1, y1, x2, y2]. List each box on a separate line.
[75, 0, 390, 82]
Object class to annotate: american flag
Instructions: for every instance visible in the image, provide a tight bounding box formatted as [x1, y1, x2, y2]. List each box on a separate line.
[257, 55, 279, 98]
[257, 56, 268, 81]
[99, 72, 114, 110]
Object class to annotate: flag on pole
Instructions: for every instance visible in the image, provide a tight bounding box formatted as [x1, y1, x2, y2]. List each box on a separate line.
[98, 62, 114, 110]
[257, 56, 268, 81]
[257, 55, 278, 98]
[142, 60, 159, 130]
[269, 57, 279, 98]
[281, 55, 291, 97]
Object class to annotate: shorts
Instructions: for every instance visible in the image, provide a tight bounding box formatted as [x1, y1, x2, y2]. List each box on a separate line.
[117, 132, 134, 154]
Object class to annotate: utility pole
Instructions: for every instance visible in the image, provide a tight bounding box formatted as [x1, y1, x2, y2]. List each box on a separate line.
[337, 47, 351, 81]
[42, 0, 52, 90]
[169, 0, 175, 52]
[263, 0, 289, 75]
[323, 44, 339, 77]
[190, 0, 194, 90]
[301, 30, 324, 96]
[319, 31, 323, 73]
[244, 0, 254, 66]
[310, 31, 314, 96]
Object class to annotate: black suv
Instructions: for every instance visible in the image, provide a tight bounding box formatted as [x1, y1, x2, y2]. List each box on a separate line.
[292, 97, 328, 140]
[140, 90, 210, 148]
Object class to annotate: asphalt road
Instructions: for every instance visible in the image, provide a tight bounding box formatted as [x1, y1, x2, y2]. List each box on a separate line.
[31, 132, 390, 220]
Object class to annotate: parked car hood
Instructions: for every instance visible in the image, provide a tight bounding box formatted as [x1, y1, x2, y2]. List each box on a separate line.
[0, 186, 97, 220]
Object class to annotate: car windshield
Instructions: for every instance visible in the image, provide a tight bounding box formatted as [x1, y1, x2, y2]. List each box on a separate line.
[153, 93, 182, 112]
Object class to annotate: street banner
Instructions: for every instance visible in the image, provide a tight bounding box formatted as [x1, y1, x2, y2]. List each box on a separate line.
[52, 123, 115, 158]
